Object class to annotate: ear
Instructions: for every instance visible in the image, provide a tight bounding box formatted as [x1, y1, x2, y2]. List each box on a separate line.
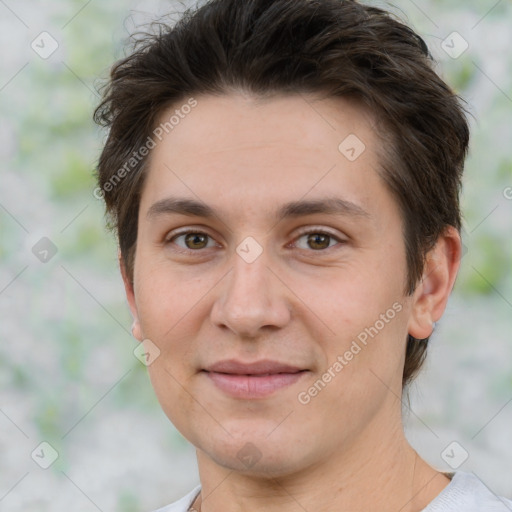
[119, 249, 143, 341]
[407, 226, 461, 339]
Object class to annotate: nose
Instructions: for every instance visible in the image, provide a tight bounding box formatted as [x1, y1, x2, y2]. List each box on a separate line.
[210, 246, 291, 338]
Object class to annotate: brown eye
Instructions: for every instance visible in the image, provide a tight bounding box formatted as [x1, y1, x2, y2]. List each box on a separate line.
[306, 233, 331, 250]
[184, 232, 208, 249]
[167, 231, 216, 251]
[293, 230, 343, 251]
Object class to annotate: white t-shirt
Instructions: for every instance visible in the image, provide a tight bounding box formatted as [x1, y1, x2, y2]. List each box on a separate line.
[152, 472, 512, 512]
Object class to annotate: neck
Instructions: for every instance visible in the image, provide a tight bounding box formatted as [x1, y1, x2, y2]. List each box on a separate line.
[191, 418, 450, 512]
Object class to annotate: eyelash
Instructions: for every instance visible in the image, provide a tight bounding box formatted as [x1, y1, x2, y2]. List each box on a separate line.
[164, 228, 345, 255]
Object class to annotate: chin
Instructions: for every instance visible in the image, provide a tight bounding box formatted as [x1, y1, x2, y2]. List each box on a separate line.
[196, 426, 313, 477]
[210, 447, 307, 478]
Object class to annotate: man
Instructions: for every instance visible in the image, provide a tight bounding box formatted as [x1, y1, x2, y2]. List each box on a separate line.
[94, 0, 511, 510]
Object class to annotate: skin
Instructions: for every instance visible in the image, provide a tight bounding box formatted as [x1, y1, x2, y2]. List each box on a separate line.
[121, 92, 461, 512]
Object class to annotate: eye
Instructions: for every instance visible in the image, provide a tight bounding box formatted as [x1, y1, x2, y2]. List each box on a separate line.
[164, 228, 345, 254]
[165, 230, 218, 252]
[292, 229, 344, 251]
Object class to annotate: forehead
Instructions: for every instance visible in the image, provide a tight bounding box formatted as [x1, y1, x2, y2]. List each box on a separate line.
[153, 92, 377, 160]
[140, 93, 392, 225]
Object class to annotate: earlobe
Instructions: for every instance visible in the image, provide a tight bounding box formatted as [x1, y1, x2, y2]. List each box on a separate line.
[119, 249, 143, 342]
[407, 226, 461, 340]
[130, 320, 143, 342]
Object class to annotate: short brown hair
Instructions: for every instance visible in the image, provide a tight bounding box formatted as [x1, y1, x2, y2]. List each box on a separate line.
[94, 0, 470, 387]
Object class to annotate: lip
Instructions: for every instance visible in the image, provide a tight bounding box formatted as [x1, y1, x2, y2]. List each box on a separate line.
[202, 359, 309, 399]
[204, 359, 305, 375]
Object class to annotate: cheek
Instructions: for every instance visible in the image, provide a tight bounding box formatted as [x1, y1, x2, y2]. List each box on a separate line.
[135, 270, 206, 433]
[306, 262, 409, 389]
[298, 303, 408, 440]
[145, 359, 201, 443]
[309, 259, 405, 338]
[133, 265, 203, 392]
[135, 259, 205, 337]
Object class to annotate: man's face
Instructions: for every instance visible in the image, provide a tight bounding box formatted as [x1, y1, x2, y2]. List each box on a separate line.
[126, 93, 418, 475]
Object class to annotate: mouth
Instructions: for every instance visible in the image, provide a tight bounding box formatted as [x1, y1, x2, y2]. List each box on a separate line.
[201, 359, 309, 399]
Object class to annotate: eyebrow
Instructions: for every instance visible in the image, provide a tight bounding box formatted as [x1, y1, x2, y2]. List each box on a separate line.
[146, 196, 370, 223]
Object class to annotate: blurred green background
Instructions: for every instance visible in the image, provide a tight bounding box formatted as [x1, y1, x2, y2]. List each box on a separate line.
[1, 0, 511, 510]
